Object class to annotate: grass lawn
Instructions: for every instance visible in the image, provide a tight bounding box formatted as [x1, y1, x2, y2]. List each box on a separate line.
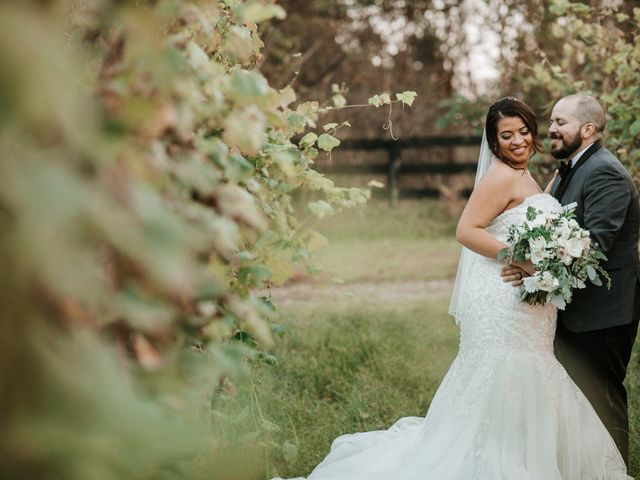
[255, 297, 457, 479]
[313, 198, 459, 284]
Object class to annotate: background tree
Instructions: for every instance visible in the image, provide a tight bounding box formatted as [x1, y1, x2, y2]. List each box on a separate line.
[260, 0, 458, 138]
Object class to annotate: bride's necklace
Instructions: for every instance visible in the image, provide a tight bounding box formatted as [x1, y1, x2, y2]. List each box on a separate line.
[501, 158, 528, 174]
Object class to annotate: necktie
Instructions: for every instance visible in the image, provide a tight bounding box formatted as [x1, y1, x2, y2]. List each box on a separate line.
[557, 160, 571, 179]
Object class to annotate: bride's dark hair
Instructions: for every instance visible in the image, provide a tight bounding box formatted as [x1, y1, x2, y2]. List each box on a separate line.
[485, 96, 542, 160]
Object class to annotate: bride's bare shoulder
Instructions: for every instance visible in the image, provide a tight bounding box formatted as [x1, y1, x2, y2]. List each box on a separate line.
[477, 161, 518, 189]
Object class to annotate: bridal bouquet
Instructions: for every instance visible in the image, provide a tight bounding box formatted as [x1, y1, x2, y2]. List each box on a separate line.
[497, 206, 610, 309]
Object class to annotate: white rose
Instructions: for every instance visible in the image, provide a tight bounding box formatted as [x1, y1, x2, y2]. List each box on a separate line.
[558, 246, 573, 265]
[523, 271, 558, 293]
[528, 237, 546, 251]
[582, 236, 591, 254]
[556, 235, 568, 248]
[568, 219, 579, 229]
[530, 249, 548, 265]
[566, 237, 585, 258]
[528, 237, 548, 265]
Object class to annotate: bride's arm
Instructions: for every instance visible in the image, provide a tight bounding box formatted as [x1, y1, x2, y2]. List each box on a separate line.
[458, 168, 536, 277]
[455, 166, 514, 260]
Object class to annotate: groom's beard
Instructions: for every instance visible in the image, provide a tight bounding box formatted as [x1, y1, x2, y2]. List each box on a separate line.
[550, 130, 582, 159]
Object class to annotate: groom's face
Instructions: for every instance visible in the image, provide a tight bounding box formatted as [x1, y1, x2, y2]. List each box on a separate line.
[549, 99, 583, 159]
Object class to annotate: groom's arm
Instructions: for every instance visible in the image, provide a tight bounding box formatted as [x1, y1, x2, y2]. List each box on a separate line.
[582, 163, 630, 254]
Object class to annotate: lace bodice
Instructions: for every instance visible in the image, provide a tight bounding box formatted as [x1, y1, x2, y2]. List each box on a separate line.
[486, 192, 562, 242]
[455, 193, 562, 356]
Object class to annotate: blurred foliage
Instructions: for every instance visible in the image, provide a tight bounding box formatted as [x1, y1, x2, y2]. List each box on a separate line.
[518, 0, 640, 180]
[435, 93, 489, 133]
[438, 1, 640, 183]
[0, 0, 414, 477]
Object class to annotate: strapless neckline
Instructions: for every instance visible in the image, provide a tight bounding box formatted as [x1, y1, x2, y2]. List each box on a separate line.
[493, 192, 548, 223]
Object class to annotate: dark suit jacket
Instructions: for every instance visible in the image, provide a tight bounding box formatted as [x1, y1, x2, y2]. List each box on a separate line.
[551, 144, 640, 332]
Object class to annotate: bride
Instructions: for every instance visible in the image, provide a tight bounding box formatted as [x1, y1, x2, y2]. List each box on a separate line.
[274, 97, 630, 479]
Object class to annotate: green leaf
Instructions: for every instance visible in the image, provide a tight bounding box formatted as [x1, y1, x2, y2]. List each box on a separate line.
[238, 265, 272, 287]
[270, 322, 285, 337]
[317, 133, 340, 152]
[332, 93, 347, 108]
[497, 248, 511, 262]
[549, 294, 567, 310]
[235, 3, 287, 23]
[323, 123, 339, 131]
[593, 249, 607, 261]
[629, 119, 640, 136]
[287, 112, 307, 132]
[308, 200, 334, 219]
[256, 353, 279, 366]
[395, 91, 417, 107]
[569, 2, 590, 14]
[222, 26, 255, 64]
[271, 150, 297, 178]
[549, 0, 569, 16]
[227, 70, 269, 101]
[296, 101, 319, 116]
[368, 93, 391, 107]
[586, 265, 597, 281]
[223, 105, 266, 156]
[298, 132, 317, 148]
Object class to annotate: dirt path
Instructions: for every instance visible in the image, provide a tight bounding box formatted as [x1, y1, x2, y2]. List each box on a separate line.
[262, 278, 454, 307]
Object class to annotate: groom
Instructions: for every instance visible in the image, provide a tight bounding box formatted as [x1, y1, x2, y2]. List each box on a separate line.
[504, 94, 640, 463]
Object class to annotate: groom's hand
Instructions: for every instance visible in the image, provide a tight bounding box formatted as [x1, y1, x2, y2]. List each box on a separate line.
[500, 266, 527, 286]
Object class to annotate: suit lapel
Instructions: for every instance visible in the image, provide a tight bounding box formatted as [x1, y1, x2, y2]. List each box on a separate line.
[553, 142, 602, 201]
[550, 175, 561, 197]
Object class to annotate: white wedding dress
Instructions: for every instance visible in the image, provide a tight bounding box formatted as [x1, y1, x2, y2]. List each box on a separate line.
[275, 193, 631, 480]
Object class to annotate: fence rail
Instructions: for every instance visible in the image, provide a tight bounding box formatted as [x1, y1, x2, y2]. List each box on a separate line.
[317, 135, 483, 206]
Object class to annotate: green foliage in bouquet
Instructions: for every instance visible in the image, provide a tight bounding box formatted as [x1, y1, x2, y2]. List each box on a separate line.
[0, 1, 415, 478]
[498, 206, 610, 309]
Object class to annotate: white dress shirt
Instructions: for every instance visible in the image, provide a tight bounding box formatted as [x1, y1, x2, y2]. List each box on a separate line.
[570, 142, 595, 168]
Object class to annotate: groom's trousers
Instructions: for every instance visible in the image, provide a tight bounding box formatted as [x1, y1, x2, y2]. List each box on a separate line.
[554, 300, 640, 465]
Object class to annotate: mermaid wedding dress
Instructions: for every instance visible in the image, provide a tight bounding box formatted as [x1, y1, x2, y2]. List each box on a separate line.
[275, 193, 631, 480]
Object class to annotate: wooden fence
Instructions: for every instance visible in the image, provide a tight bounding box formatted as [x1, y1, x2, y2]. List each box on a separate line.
[316, 135, 483, 206]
